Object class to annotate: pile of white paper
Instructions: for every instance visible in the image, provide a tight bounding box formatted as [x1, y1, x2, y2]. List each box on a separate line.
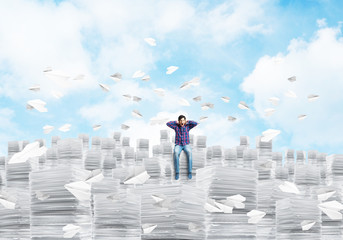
[78, 133, 90, 149]
[84, 149, 102, 170]
[57, 138, 83, 167]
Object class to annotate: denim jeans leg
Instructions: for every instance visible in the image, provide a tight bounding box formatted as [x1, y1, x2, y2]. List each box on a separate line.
[184, 144, 192, 173]
[173, 145, 182, 174]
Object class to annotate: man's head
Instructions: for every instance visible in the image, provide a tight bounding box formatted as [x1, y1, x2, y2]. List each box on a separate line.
[178, 115, 186, 126]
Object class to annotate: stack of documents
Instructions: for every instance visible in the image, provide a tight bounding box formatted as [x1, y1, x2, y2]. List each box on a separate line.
[152, 145, 163, 157]
[78, 133, 89, 149]
[256, 136, 273, 159]
[243, 149, 257, 169]
[294, 165, 321, 186]
[135, 150, 149, 166]
[84, 149, 102, 170]
[196, 136, 207, 149]
[143, 157, 162, 184]
[276, 198, 321, 240]
[51, 136, 60, 148]
[113, 148, 123, 168]
[113, 132, 122, 147]
[296, 150, 306, 165]
[45, 147, 58, 168]
[192, 149, 206, 171]
[0, 188, 30, 239]
[160, 130, 170, 143]
[123, 147, 136, 167]
[327, 154, 343, 183]
[102, 152, 116, 177]
[224, 148, 237, 167]
[211, 145, 224, 166]
[236, 146, 248, 167]
[307, 150, 318, 165]
[253, 158, 275, 180]
[30, 167, 92, 239]
[206, 147, 213, 166]
[57, 138, 83, 168]
[162, 142, 173, 157]
[91, 136, 102, 150]
[93, 189, 141, 239]
[122, 136, 130, 147]
[240, 136, 250, 147]
[317, 153, 328, 182]
[273, 152, 289, 180]
[91, 177, 120, 196]
[101, 138, 116, 151]
[285, 149, 295, 181]
[7, 141, 21, 159]
[6, 161, 31, 189]
[190, 134, 194, 146]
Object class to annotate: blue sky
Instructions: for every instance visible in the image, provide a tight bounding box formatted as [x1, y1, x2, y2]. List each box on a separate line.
[1, 0, 343, 156]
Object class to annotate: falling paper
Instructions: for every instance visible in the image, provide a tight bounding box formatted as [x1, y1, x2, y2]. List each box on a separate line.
[301, 220, 316, 231]
[284, 90, 297, 98]
[228, 116, 237, 122]
[308, 94, 319, 102]
[298, 114, 307, 120]
[238, 101, 249, 110]
[124, 171, 150, 184]
[59, 124, 71, 132]
[121, 124, 130, 130]
[9, 141, 47, 164]
[264, 108, 276, 117]
[166, 66, 178, 74]
[204, 199, 222, 213]
[0, 193, 16, 209]
[27, 99, 48, 112]
[193, 96, 202, 102]
[221, 96, 230, 103]
[63, 224, 81, 238]
[247, 210, 266, 224]
[29, 85, 40, 92]
[318, 200, 343, 220]
[64, 181, 91, 201]
[92, 124, 101, 131]
[132, 70, 145, 78]
[268, 97, 280, 106]
[288, 76, 296, 82]
[43, 125, 54, 134]
[132, 96, 142, 102]
[144, 37, 156, 46]
[132, 110, 143, 118]
[141, 224, 157, 234]
[180, 77, 200, 90]
[142, 75, 151, 81]
[225, 194, 246, 209]
[261, 129, 281, 142]
[201, 102, 214, 110]
[85, 169, 104, 183]
[200, 116, 208, 121]
[279, 181, 300, 194]
[123, 94, 132, 101]
[214, 201, 233, 213]
[99, 83, 110, 92]
[317, 189, 336, 202]
[110, 72, 122, 82]
[153, 88, 165, 96]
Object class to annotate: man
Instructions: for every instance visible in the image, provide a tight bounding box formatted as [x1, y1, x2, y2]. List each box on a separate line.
[166, 115, 198, 180]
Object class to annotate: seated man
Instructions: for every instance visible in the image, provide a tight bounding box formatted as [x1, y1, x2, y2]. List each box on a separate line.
[166, 115, 198, 180]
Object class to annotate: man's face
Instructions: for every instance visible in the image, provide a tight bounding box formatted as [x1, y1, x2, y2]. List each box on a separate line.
[178, 118, 186, 126]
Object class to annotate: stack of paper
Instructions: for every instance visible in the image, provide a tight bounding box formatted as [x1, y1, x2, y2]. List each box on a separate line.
[190, 134, 194, 146]
[160, 130, 170, 143]
[113, 132, 122, 147]
[51, 136, 60, 148]
[6, 161, 31, 189]
[240, 136, 250, 147]
[91, 136, 102, 149]
[30, 167, 92, 239]
[206, 147, 213, 166]
[144, 157, 162, 184]
[236, 146, 248, 167]
[123, 147, 136, 167]
[113, 148, 123, 168]
[57, 138, 83, 168]
[162, 142, 173, 157]
[152, 145, 163, 157]
[285, 149, 295, 181]
[93, 189, 141, 239]
[101, 138, 116, 151]
[192, 149, 206, 172]
[276, 198, 321, 240]
[78, 133, 89, 149]
[327, 154, 343, 183]
[196, 136, 207, 149]
[224, 148, 237, 167]
[296, 150, 306, 165]
[136, 139, 149, 165]
[84, 149, 102, 170]
[294, 165, 321, 187]
[211, 145, 224, 166]
[256, 136, 273, 159]
[122, 136, 130, 147]
[243, 149, 258, 169]
[136, 150, 149, 166]
[7, 141, 21, 159]
[0, 188, 30, 239]
[102, 152, 116, 177]
[273, 152, 289, 180]
[253, 159, 275, 180]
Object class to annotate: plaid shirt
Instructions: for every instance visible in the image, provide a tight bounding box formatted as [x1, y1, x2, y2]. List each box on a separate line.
[166, 120, 198, 146]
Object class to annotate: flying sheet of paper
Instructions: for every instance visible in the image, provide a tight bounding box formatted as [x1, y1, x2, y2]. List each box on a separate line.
[284, 90, 297, 98]
[0, 193, 16, 209]
[193, 96, 202, 102]
[64, 181, 91, 201]
[308, 94, 319, 102]
[238, 101, 249, 110]
[132, 109, 143, 118]
[221, 96, 230, 103]
[225, 194, 246, 209]
[63, 224, 81, 238]
[301, 220, 316, 231]
[124, 171, 150, 184]
[144, 38, 156, 46]
[9, 141, 47, 164]
[121, 124, 130, 130]
[214, 201, 233, 213]
[247, 210, 266, 224]
[141, 224, 157, 234]
[43, 125, 54, 134]
[92, 124, 101, 131]
[85, 169, 104, 183]
[204, 199, 222, 213]
[132, 70, 145, 78]
[288, 76, 296, 82]
[99, 83, 110, 92]
[317, 189, 336, 202]
[200, 116, 208, 121]
[133, 96, 142, 102]
[110, 72, 122, 82]
[261, 129, 281, 142]
[264, 108, 276, 117]
[228, 116, 237, 122]
[153, 88, 165, 96]
[29, 85, 40, 91]
[142, 75, 150, 81]
[278, 181, 300, 194]
[268, 97, 280, 106]
[166, 66, 178, 75]
[27, 99, 48, 112]
[318, 200, 343, 220]
[59, 124, 71, 132]
[201, 102, 214, 110]
[298, 114, 307, 120]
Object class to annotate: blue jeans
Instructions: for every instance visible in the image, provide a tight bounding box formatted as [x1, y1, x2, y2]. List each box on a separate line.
[173, 144, 192, 174]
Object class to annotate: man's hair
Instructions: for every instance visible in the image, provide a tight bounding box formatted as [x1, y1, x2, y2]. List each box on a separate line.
[178, 115, 186, 121]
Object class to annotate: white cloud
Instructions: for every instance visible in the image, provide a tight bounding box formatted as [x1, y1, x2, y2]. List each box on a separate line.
[241, 26, 343, 150]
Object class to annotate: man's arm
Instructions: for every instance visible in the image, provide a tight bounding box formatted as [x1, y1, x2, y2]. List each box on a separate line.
[166, 121, 178, 130]
[186, 120, 198, 130]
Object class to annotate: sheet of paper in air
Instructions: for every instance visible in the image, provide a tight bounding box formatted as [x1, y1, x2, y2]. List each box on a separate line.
[178, 98, 190, 106]
[204, 198, 224, 213]
[132, 96, 142, 102]
[225, 194, 246, 209]
[35, 191, 50, 201]
[247, 210, 266, 224]
[288, 76, 296, 82]
[85, 169, 104, 183]
[123, 94, 131, 101]
[238, 101, 249, 110]
[92, 124, 101, 131]
[142, 75, 150, 81]
[121, 124, 130, 130]
[221, 96, 230, 102]
[110, 72, 122, 82]
[99, 83, 110, 92]
[308, 94, 319, 102]
[51, 90, 64, 99]
[151, 194, 165, 203]
[201, 102, 214, 110]
[298, 114, 307, 120]
[153, 88, 165, 96]
[200, 116, 208, 121]
[0, 192, 16, 209]
[62, 224, 81, 238]
[44, 69, 71, 88]
[278, 181, 300, 194]
[72, 74, 84, 81]
[269, 97, 280, 106]
[124, 167, 150, 184]
[318, 200, 343, 220]
[59, 124, 71, 132]
[284, 90, 297, 98]
[132, 109, 143, 118]
[193, 96, 202, 102]
[261, 129, 281, 142]
[8, 141, 47, 164]
[144, 37, 156, 46]
[64, 181, 91, 201]
[166, 66, 178, 75]
[132, 70, 145, 78]
[301, 220, 316, 231]
[29, 85, 40, 91]
[180, 77, 200, 89]
[317, 188, 336, 202]
[43, 125, 54, 134]
[264, 108, 276, 117]
[27, 99, 48, 112]
[228, 116, 237, 122]
[142, 224, 157, 234]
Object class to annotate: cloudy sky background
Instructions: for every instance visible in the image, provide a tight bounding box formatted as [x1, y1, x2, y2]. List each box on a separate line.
[0, 0, 343, 156]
